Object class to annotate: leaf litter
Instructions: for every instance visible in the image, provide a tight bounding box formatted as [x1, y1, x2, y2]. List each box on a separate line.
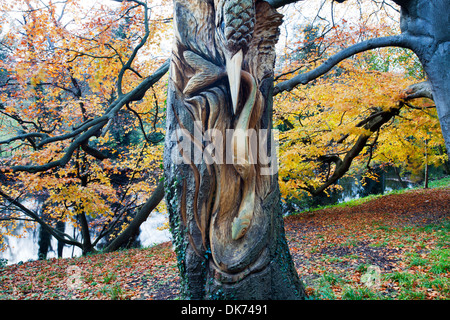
[0, 187, 448, 300]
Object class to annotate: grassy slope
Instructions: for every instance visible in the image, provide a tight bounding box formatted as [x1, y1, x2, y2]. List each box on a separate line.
[0, 180, 449, 300]
[286, 183, 450, 300]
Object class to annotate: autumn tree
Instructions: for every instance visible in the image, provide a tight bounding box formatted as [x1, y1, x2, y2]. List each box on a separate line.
[0, 0, 169, 254]
[274, 0, 450, 156]
[274, 10, 446, 205]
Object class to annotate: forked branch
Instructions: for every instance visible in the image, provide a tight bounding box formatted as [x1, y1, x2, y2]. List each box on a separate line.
[0, 59, 169, 173]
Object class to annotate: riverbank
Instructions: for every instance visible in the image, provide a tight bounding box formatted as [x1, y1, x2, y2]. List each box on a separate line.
[0, 184, 449, 300]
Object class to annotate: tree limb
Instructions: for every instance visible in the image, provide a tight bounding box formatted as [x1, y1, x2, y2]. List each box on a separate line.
[403, 80, 433, 101]
[0, 189, 82, 248]
[3, 59, 169, 173]
[266, 0, 304, 8]
[307, 80, 434, 196]
[274, 34, 414, 95]
[116, 0, 151, 96]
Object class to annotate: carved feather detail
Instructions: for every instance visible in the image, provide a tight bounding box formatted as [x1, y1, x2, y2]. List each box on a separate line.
[222, 0, 255, 55]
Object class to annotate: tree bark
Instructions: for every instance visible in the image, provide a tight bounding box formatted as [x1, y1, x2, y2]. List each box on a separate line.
[163, 0, 305, 299]
[77, 212, 92, 255]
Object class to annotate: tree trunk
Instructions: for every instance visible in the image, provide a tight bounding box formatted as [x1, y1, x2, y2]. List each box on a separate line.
[38, 225, 51, 260]
[163, 0, 305, 299]
[422, 43, 450, 157]
[56, 221, 65, 258]
[397, 0, 450, 157]
[77, 212, 93, 255]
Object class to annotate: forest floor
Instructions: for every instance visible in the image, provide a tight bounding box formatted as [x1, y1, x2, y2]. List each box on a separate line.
[0, 185, 449, 300]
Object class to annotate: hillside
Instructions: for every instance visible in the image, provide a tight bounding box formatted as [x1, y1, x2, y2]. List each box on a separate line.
[0, 187, 449, 300]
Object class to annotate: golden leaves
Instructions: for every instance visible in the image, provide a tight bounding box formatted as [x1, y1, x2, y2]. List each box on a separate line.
[0, 0, 170, 248]
[274, 17, 446, 201]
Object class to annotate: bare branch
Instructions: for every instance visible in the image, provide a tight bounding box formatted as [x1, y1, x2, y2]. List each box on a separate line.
[3, 59, 169, 173]
[103, 179, 164, 253]
[403, 80, 433, 101]
[0, 132, 48, 146]
[274, 34, 414, 95]
[116, 0, 151, 96]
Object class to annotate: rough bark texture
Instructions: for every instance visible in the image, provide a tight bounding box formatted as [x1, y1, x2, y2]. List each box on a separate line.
[163, 0, 305, 299]
[395, 0, 450, 156]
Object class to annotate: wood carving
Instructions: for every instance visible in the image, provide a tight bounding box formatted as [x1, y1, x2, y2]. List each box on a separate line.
[164, 0, 304, 299]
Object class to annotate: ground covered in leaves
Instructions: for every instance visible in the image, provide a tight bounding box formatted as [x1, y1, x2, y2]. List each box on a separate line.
[285, 187, 450, 299]
[0, 187, 449, 300]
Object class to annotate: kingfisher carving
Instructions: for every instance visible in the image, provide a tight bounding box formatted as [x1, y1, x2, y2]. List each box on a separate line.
[216, 0, 258, 240]
[164, 0, 303, 298]
[216, 0, 255, 114]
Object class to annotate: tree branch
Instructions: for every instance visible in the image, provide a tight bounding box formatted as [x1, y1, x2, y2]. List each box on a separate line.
[116, 0, 151, 96]
[307, 79, 434, 196]
[0, 189, 82, 247]
[0, 133, 48, 146]
[103, 179, 164, 253]
[274, 34, 414, 95]
[3, 59, 169, 173]
[403, 80, 433, 101]
[266, 0, 304, 8]
[310, 108, 399, 196]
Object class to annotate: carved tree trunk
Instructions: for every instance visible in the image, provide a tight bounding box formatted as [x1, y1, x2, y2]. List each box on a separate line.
[163, 0, 305, 299]
[397, 0, 450, 157]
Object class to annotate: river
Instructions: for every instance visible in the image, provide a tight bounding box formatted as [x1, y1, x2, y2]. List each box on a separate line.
[0, 208, 172, 265]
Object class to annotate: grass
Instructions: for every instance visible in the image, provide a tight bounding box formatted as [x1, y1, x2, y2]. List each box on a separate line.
[297, 175, 450, 216]
[287, 181, 450, 300]
[304, 215, 450, 300]
[429, 176, 450, 188]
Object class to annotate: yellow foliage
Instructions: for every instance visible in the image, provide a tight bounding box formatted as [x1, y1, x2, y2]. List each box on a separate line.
[0, 0, 170, 247]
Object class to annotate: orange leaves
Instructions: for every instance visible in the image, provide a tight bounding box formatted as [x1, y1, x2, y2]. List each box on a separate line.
[0, 0, 171, 252]
[285, 188, 450, 300]
[274, 12, 446, 201]
[0, 243, 180, 300]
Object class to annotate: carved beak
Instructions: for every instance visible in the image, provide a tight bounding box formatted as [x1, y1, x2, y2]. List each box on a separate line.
[226, 49, 243, 115]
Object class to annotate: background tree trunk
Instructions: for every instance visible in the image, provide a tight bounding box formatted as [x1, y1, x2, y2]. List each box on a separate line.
[163, 0, 305, 299]
[396, 0, 450, 157]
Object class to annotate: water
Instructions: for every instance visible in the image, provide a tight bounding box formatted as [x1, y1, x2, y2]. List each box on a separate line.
[0, 207, 172, 265]
[1, 221, 83, 265]
[282, 167, 417, 215]
[136, 211, 172, 247]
